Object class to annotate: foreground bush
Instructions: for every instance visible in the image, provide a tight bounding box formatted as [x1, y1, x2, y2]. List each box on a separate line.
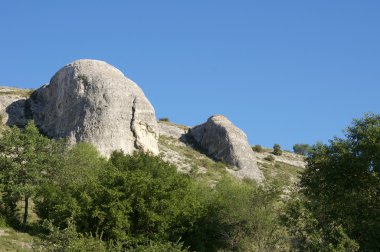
[35, 147, 203, 248]
[184, 178, 289, 251]
[33, 144, 289, 251]
[0, 121, 63, 227]
[33, 221, 187, 252]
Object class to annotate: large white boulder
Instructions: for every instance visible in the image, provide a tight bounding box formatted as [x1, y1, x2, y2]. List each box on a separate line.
[30, 59, 159, 156]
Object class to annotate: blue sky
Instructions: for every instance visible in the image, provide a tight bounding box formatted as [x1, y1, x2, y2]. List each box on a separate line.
[1, 1, 379, 150]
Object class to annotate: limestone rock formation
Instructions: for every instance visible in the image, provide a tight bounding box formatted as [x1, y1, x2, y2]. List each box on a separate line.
[188, 115, 264, 182]
[30, 59, 159, 156]
[0, 87, 31, 126]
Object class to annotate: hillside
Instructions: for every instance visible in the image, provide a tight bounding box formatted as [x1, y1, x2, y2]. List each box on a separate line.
[158, 120, 305, 187]
[0, 60, 306, 251]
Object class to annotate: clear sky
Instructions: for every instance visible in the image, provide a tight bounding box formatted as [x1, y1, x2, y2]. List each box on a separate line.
[1, 1, 379, 150]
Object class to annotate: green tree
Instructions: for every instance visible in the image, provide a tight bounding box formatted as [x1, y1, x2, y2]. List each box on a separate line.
[283, 195, 359, 252]
[0, 121, 61, 227]
[293, 143, 311, 156]
[298, 113, 380, 251]
[35, 143, 111, 233]
[185, 177, 289, 251]
[273, 143, 282, 156]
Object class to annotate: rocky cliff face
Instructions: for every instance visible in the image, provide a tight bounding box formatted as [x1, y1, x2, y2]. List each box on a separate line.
[29, 59, 159, 156]
[189, 115, 264, 182]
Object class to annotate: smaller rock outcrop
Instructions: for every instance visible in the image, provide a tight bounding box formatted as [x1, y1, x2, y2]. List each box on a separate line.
[0, 87, 31, 126]
[188, 115, 264, 182]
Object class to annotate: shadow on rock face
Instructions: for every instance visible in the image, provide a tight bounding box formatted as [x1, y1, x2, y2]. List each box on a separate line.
[188, 115, 264, 182]
[5, 99, 29, 127]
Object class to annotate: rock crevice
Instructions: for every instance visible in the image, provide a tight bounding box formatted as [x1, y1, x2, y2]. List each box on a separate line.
[130, 97, 138, 149]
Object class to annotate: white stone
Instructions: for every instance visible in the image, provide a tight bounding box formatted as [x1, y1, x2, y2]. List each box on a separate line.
[30, 59, 159, 156]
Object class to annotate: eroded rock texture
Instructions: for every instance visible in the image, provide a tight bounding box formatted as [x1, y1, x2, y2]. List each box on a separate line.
[30, 59, 159, 156]
[189, 115, 264, 182]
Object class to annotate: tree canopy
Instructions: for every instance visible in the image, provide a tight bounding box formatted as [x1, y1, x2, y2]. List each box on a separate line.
[295, 113, 380, 251]
[0, 121, 62, 226]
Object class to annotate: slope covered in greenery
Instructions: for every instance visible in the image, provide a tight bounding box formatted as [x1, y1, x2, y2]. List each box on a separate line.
[0, 114, 379, 251]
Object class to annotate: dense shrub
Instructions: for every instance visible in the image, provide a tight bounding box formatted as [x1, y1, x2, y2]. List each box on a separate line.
[33, 145, 290, 251]
[33, 221, 109, 252]
[185, 178, 289, 251]
[283, 196, 359, 252]
[36, 148, 203, 248]
[273, 144, 282, 156]
[0, 121, 63, 227]
[252, 144, 263, 153]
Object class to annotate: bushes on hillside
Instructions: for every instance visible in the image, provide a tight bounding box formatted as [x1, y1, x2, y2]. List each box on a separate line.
[36, 148, 204, 245]
[273, 144, 282, 156]
[33, 143, 289, 251]
[252, 144, 263, 153]
[1, 115, 379, 250]
[183, 178, 289, 251]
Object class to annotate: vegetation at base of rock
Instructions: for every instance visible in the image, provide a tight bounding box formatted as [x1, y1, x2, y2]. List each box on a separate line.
[0, 122, 290, 251]
[1, 113, 380, 251]
[36, 147, 204, 243]
[273, 143, 282, 156]
[0, 121, 63, 227]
